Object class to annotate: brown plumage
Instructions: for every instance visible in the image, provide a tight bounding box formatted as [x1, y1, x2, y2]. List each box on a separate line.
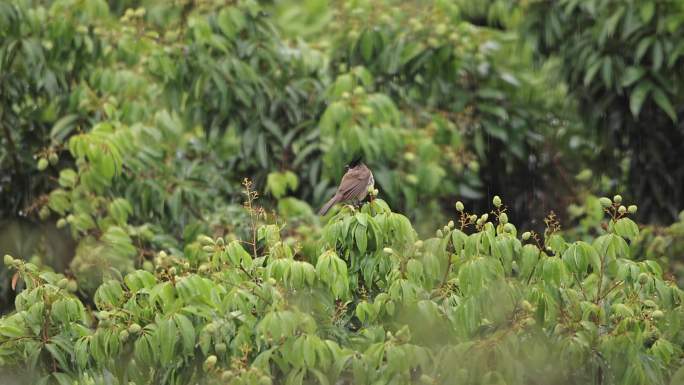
[318, 163, 374, 215]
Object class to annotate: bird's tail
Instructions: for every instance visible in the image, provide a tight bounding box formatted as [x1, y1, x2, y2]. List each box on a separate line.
[318, 195, 340, 215]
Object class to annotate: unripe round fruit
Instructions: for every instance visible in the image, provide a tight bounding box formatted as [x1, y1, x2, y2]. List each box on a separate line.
[353, 86, 365, 95]
[204, 355, 217, 369]
[618, 205, 627, 214]
[448, 220, 454, 229]
[119, 330, 129, 341]
[455, 201, 464, 212]
[628, 205, 638, 214]
[128, 323, 142, 334]
[613, 194, 623, 203]
[258, 376, 272, 385]
[215, 237, 224, 246]
[493, 195, 502, 208]
[39, 206, 50, 220]
[56, 218, 67, 228]
[58, 278, 69, 289]
[499, 213, 508, 224]
[37, 158, 49, 171]
[67, 280, 78, 292]
[436, 229, 443, 238]
[198, 235, 213, 245]
[142, 261, 153, 272]
[419, 374, 434, 385]
[4, 254, 14, 266]
[202, 245, 214, 253]
[406, 174, 418, 185]
[403, 152, 416, 162]
[205, 323, 216, 333]
[522, 232, 531, 241]
[414, 240, 423, 249]
[480, 213, 489, 222]
[521, 300, 533, 311]
[599, 197, 612, 207]
[48, 153, 59, 165]
[383, 247, 393, 254]
[638, 273, 649, 284]
[215, 342, 226, 353]
[221, 371, 233, 380]
[168, 267, 177, 275]
[652, 310, 664, 319]
[469, 214, 477, 223]
[503, 223, 515, 233]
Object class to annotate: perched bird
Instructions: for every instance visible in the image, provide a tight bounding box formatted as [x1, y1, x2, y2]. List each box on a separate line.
[318, 158, 374, 215]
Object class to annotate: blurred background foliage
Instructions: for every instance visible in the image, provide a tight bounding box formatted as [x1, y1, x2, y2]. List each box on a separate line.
[0, 0, 681, 320]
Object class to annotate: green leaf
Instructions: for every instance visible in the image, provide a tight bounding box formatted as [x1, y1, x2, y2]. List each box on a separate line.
[50, 114, 78, 142]
[620, 67, 644, 87]
[652, 88, 677, 121]
[640, 2, 655, 23]
[614, 218, 639, 241]
[629, 81, 651, 117]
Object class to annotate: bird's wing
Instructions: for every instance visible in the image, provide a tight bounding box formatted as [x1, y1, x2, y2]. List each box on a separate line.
[337, 167, 371, 200]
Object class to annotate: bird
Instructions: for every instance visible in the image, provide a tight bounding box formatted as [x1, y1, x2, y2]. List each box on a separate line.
[318, 158, 374, 215]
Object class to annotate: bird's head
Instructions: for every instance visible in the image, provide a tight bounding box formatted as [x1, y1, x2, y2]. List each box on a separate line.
[346, 155, 364, 170]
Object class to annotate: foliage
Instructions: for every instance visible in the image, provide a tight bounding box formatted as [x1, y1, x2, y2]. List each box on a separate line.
[522, 0, 684, 222]
[1, 196, 684, 385]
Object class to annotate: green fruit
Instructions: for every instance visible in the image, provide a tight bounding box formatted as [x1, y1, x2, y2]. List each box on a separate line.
[638, 273, 649, 284]
[383, 247, 394, 254]
[39, 206, 50, 220]
[455, 201, 464, 212]
[499, 213, 508, 224]
[436, 229, 443, 238]
[56, 218, 67, 229]
[37, 158, 49, 170]
[48, 153, 59, 165]
[613, 194, 622, 203]
[58, 278, 68, 289]
[618, 205, 627, 214]
[628, 205, 638, 214]
[3, 254, 14, 266]
[67, 280, 78, 293]
[503, 223, 515, 233]
[448, 220, 454, 229]
[652, 310, 664, 319]
[215, 342, 227, 353]
[480, 213, 489, 222]
[599, 197, 612, 207]
[221, 371, 234, 380]
[521, 232, 531, 241]
[119, 330, 129, 341]
[204, 355, 217, 369]
[493, 195, 502, 207]
[198, 235, 214, 245]
[205, 323, 216, 333]
[258, 376, 272, 385]
[469, 214, 477, 223]
[128, 323, 142, 334]
[202, 245, 215, 253]
[142, 261, 153, 272]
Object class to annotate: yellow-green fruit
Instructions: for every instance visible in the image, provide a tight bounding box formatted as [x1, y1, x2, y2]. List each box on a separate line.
[628, 205, 638, 214]
[128, 323, 142, 334]
[258, 376, 272, 385]
[480, 213, 489, 222]
[58, 278, 69, 289]
[652, 310, 664, 319]
[215, 342, 227, 353]
[455, 201, 464, 212]
[618, 205, 627, 214]
[205, 323, 216, 333]
[203, 355, 217, 371]
[406, 174, 418, 185]
[67, 280, 78, 292]
[499, 213, 508, 224]
[142, 261, 153, 272]
[37, 158, 49, 170]
[436, 229, 443, 238]
[221, 371, 234, 380]
[448, 220, 454, 228]
[599, 197, 612, 207]
[56, 218, 67, 228]
[503, 223, 515, 233]
[48, 153, 59, 165]
[419, 374, 434, 385]
[202, 245, 214, 253]
[638, 273, 649, 284]
[119, 330, 129, 341]
[39, 206, 50, 220]
[383, 247, 394, 254]
[521, 231, 531, 241]
[435, 23, 447, 35]
[613, 194, 623, 203]
[493, 195, 502, 207]
[4, 254, 14, 266]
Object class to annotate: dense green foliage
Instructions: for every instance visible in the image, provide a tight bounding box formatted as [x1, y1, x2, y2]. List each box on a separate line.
[522, 0, 684, 222]
[1, 0, 683, 384]
[3, 196, 684, 385]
